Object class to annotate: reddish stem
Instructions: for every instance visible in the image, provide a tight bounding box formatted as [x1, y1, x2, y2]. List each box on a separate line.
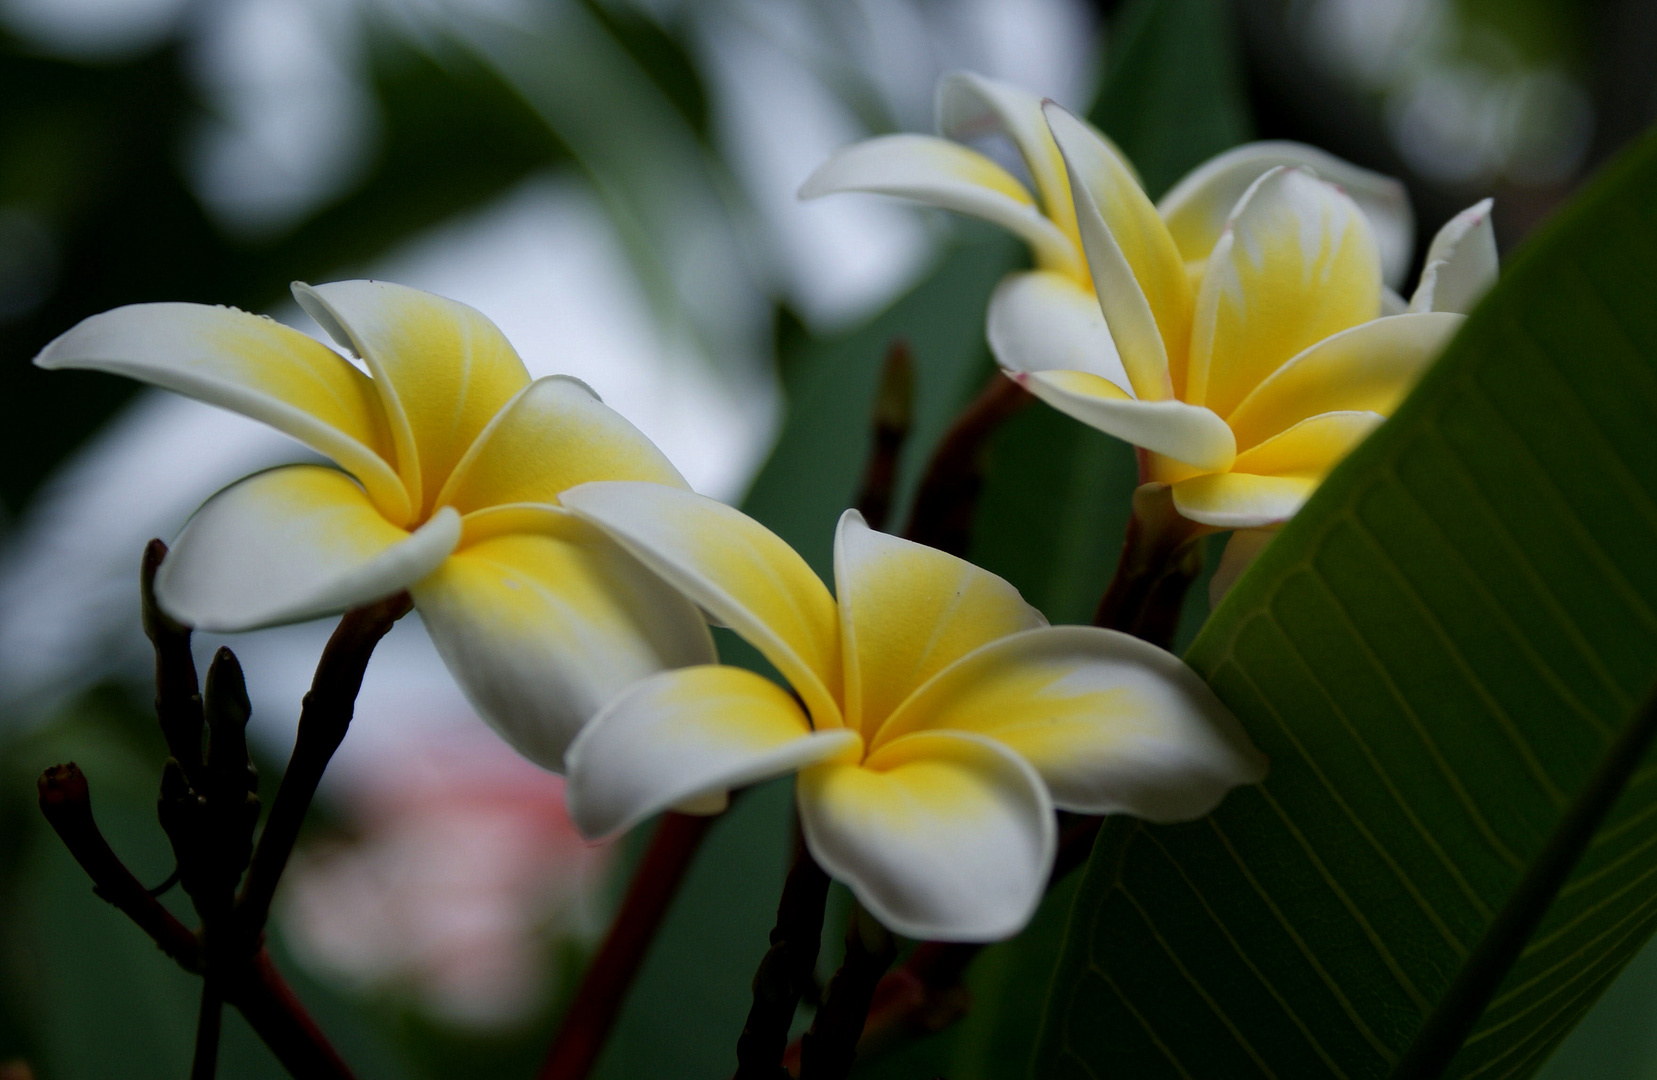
[538, 812, 716, 1080]
[904, 375, 1031, 555]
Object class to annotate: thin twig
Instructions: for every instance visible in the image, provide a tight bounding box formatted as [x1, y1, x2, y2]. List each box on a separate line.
[191, 982, 222, 1080]
[225, 950, 357, 1080]
[235, 591, 411, 940]
[538, 811, 717, 1080]
[904, 374, 1031, 555]
[141, 540, 204, 787]
[856, 341, 914, 532]
[798, 906, 895, 1080]
[734, 835, 831, 1080]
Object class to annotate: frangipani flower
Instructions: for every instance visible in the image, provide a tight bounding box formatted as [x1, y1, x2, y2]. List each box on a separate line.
[803, 73, 1497, 538]
[35, 281, 715, 770]
[558, 481, 1265, 941]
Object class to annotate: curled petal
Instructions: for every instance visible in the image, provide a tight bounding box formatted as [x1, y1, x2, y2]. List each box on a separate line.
[1409, 199, 1498, 314]
[1187, 167, 1383, 417]
[34, 303, 409, 524]
[435, 376, 688, 513]
[798, 731, 1055, 941]
[1230, 411, 1384, 479]
[1210, 527, 1276, 608]
[295, 280, 531, 516]
[986, 269, 1131, 388]
[1044, 103, 1188, 401]
[833, 511, 1044, 737]
[412, 516, 716, 774]
[873, 626, 1266, 819]
[936, 71, 1101, 247]
[560, 481, 843, 728]
[798, 134, 1078, 276]
[1013, 369, 1236, 470]
[156, 465, 459, 631]
[564, 665, 860, 839]
[1158, 141, 1415, 288]
[1225, 313, 1462, 452]
[1171, 472, 1316, 530]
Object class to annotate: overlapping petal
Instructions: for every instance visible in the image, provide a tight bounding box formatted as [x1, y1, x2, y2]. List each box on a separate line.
[1170, 472, 1317, 530]
[833, 512, 1044, 736]
[797, 731, 1054, 941]
[1409, 199, 1498, 314]
[564, 665, 860, 839]
[986, 269, 1131, 388]
[295, 280, 531, 516]
[797, 133, 1079, 276]
[1224, 313, 1462, 451]
[560, 481, 843, 727]
[155, 465, 459, 632]
[1187, 167, 1383, 417]
[1044, 103, 1187, 400]
[411, 514, 716, 774]
[1230, 411, 1384, 479]
[871, 626, 1267, 819]
[1013, 369, 1237, 470]
[33, 302, 410, 524]
[1157, 140, 1415, 287]
[434, 376, 687, 513]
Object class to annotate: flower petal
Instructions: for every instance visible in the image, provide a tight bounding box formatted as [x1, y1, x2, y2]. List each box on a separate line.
[564, 665, 860, 839]
[34, 302, 410, 524]
[1225, 312, 1461, 451]
[1012, 369, 1236, 470]
[1409, 199, 1498, 314]
[833, 511, 1044, 738]
[798, 731, 1054, 941]
[1186, 167, 1383, 418]
[872, 626, 1266, 819]
[294, 280, 532, 517]
[155, 465, 459, 631]
[435, 376, 688, 513]
[935, 71, 1104, 250]
[1044, 102, 1191, 401]
[1170, 472, 1316, 529]
[412, 515, 716, 774]
[1210, 527, 1276, 608]
[1230, 410, 1384, 478]
[986, 269, 1131, 389]
[1158, 140, 1415, 288]
[798, 134, 1079, 276]
[559, 481, 843, 728]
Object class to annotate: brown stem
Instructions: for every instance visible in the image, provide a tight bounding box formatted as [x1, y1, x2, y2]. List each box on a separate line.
[141, 540, 205, 786]
[855, 341, 914, 533]
[235, 591, 410, 940]
[798, 907, 895, 1080]
[733, 836, 831, 1080]
[224, 950, 357, 1080]
[1091, 482, 1209, 648]
[538, 811, 717, 1080]
[191, 983, 222, 1080]
[904, 375, 1031, 556]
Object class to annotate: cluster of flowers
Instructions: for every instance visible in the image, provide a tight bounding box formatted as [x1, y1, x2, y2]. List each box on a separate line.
[37, 74, 1494, 943]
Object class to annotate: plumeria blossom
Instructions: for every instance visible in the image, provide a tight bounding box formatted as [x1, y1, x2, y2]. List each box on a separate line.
[803, 73, 1498, 553]
[558, 481, 1265, 941]
[34, 280, 715, 770]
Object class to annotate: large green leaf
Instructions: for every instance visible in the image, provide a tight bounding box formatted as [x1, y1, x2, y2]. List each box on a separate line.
[1032, 128, 1657, 1078]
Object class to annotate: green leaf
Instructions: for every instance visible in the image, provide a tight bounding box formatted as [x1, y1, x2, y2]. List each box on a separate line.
[1032, 128, 1657, 1079]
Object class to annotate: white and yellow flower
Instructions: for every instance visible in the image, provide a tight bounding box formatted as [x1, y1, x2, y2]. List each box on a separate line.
[35, 280, 715, 770]
[557, 481, 1265, 941]
[803, 73, 1496, 541]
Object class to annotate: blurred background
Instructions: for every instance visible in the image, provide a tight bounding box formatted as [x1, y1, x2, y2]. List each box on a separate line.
[0, 0, 1652, 1078]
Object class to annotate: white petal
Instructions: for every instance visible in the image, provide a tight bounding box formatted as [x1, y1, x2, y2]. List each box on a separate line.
[1012, 368, 1236, 470]
[986, 269, 1131, 389]
[1210, 528, 1276, 608]
[412, 515, 716, 774]
[798, 133, 1080, 276]
[558, 481, 843, 728]
[294, 280, 531, 517]
[1159, 141, 1415, 288]
[564, 665, 860, 839]
[1409, 199, 1498, 314]
[872, 626, 1266, 819]
[155, 465, 459, 632]
[34, 302, 410, 524]
[798, 730, 1055, 941]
